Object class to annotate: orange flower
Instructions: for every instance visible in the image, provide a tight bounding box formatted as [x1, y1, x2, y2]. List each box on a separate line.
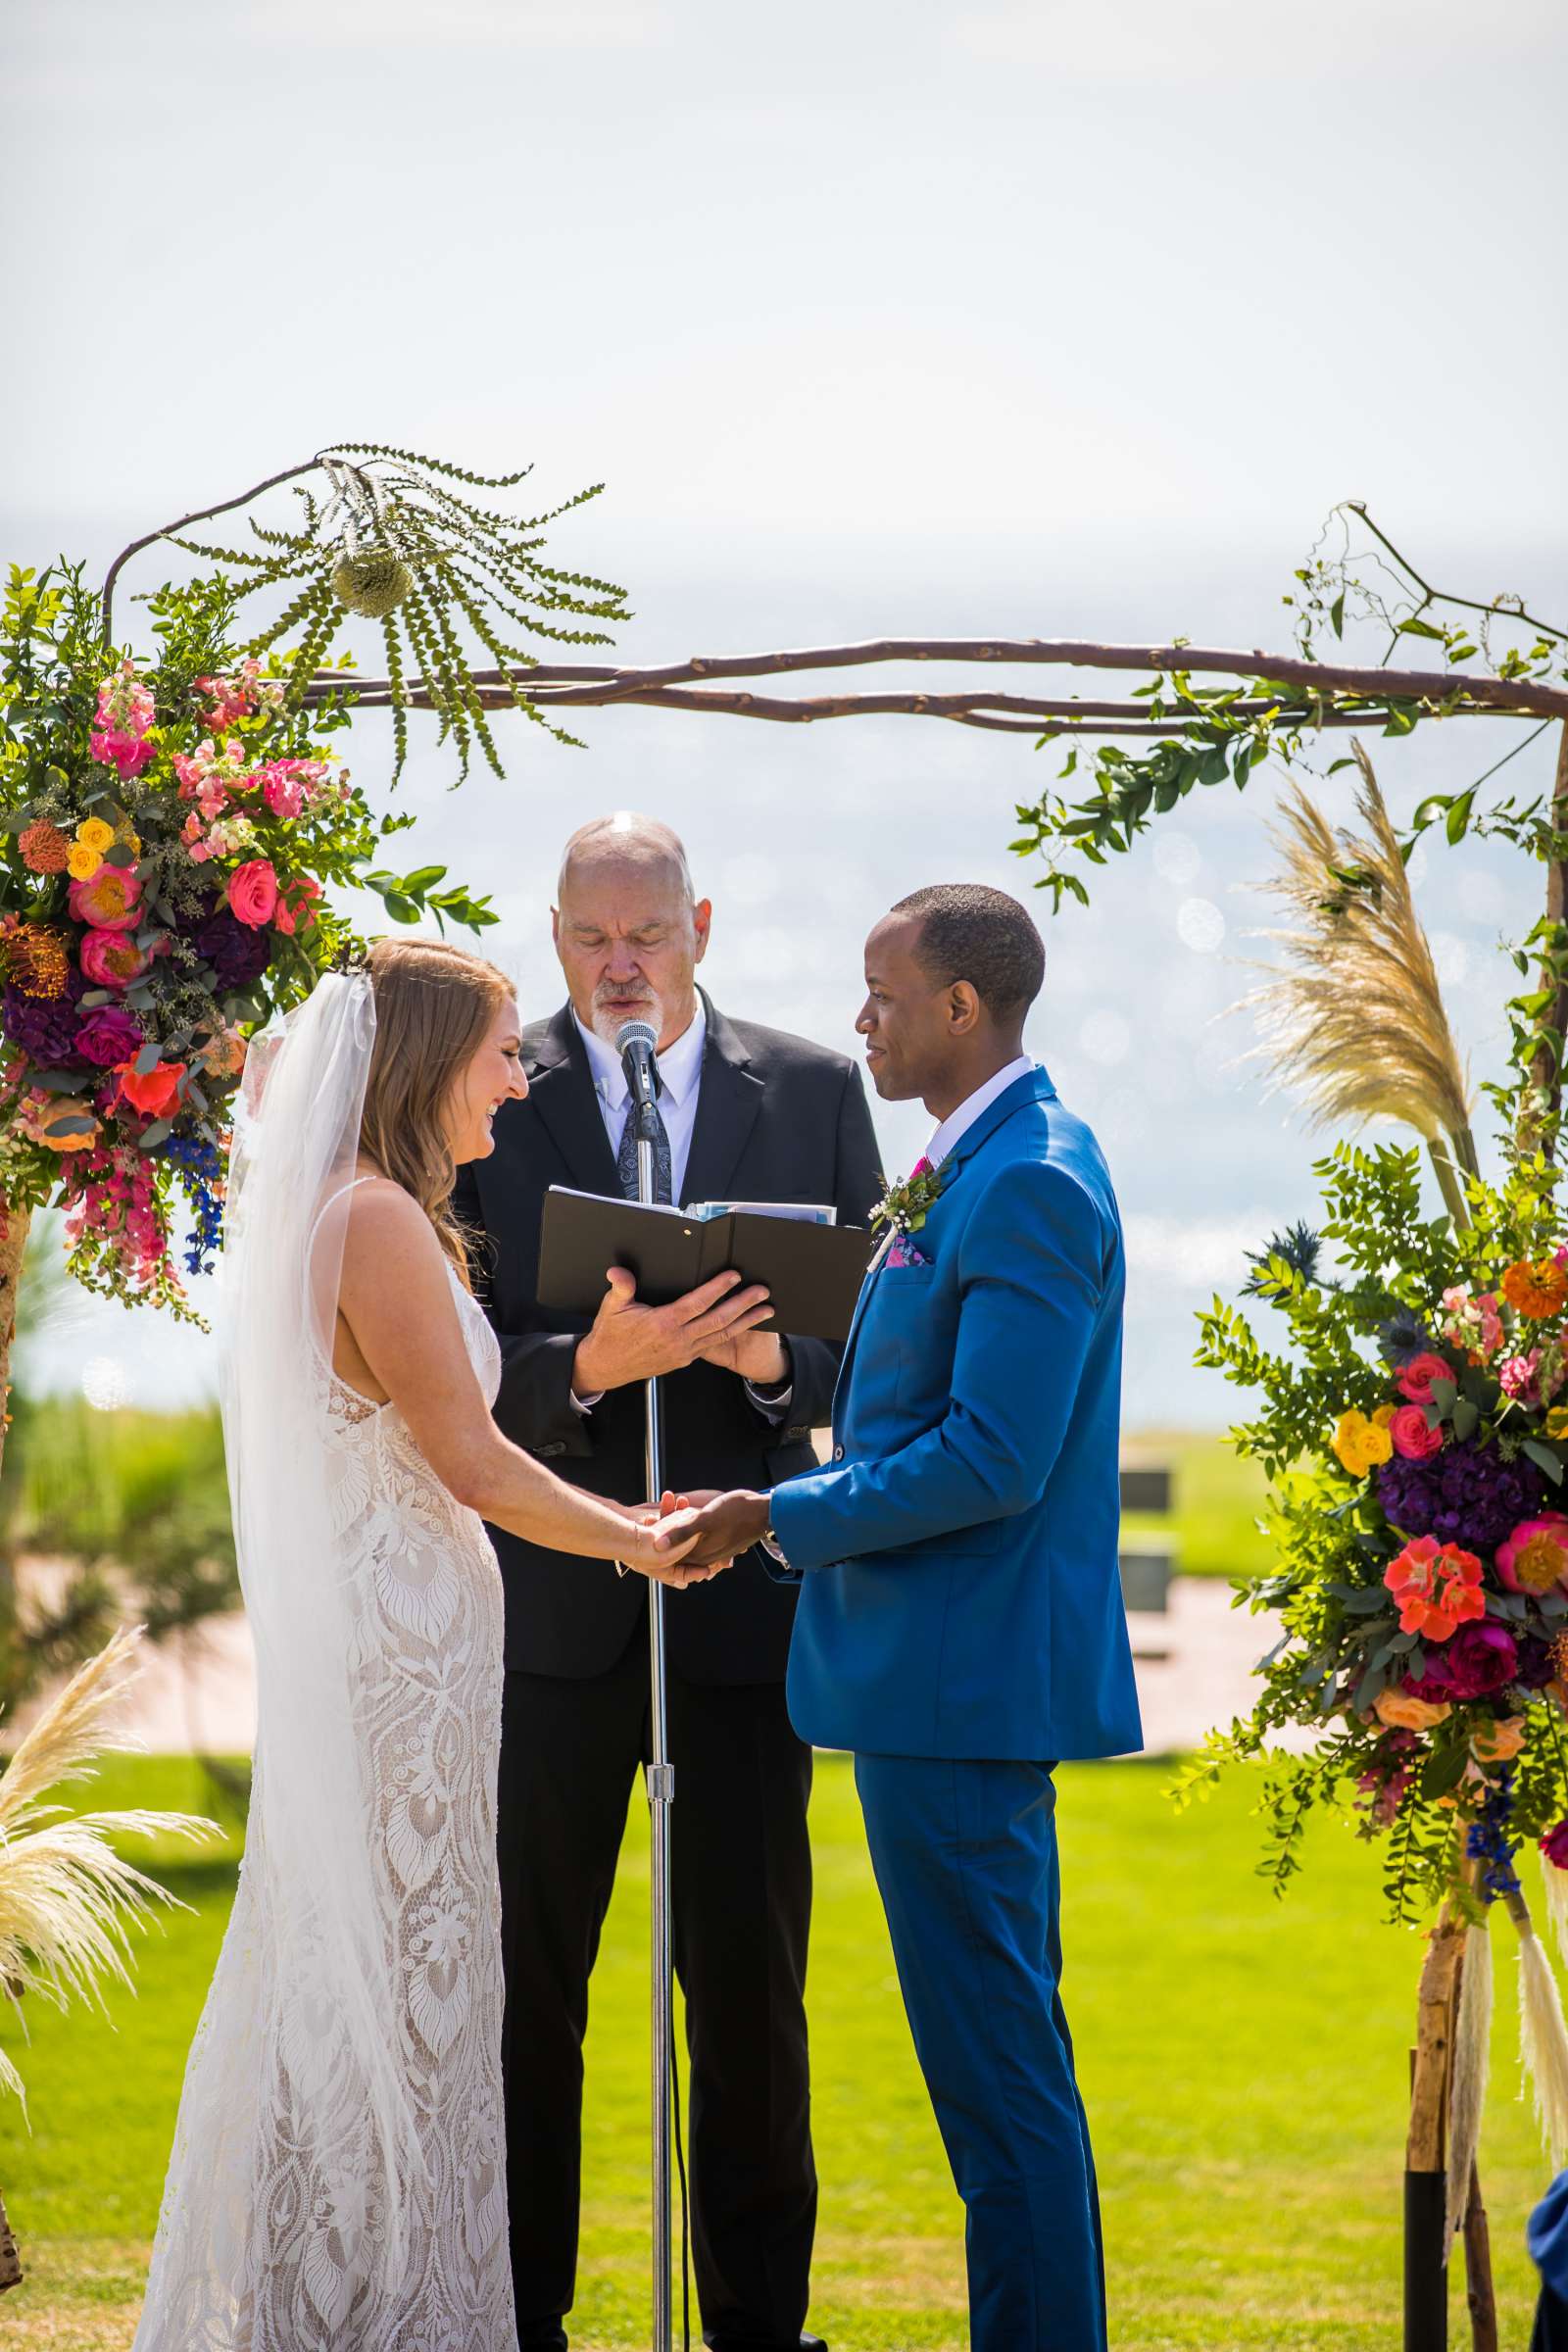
[1501, 1255, 1568, 1320]
[1383, 1535, 1487, 1641]
[116, 1059, 186, 1120]
[1471, 1717, 1528, 1764]
[18, 1094, 99, 1151]
[1374, 1688, 1450, 1732]
[6, 923, 71, 998]
[18, 820, 71, 874]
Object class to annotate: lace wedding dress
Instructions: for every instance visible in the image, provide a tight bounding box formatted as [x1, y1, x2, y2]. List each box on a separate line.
[133, 1191, 517, 2352]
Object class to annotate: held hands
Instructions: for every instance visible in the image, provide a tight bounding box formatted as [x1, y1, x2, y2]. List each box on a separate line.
[573, 1267, 786, 1394]
[662, 1487, 773, 1570]
[618, 1498, 724, 1589]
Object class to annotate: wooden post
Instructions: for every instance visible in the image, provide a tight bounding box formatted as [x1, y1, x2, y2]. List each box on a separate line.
[0, 2189, 20, 2293]
[1406, 1905, 1466, 2351]
[0, 1198, 28, 1486]
[1462, 2162, 1497, 2352]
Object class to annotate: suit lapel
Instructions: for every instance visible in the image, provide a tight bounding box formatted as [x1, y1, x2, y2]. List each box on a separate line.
[524, 1005, 622, 1195]
[833, 1066, 1056, 1406]
[680, 995, 765, 1208]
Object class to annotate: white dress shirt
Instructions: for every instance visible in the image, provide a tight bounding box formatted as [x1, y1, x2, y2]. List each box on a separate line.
[924, 1054, 1037, 1168]
[574, 1001, 709, 1200]
[568, 1001, 791, 1419]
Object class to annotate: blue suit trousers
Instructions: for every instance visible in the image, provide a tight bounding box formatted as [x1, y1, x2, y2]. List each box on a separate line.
[853, 1755, 1106, 2352]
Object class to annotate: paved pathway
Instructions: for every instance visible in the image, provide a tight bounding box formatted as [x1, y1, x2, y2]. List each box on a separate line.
[15, 1576, 1280, 1759]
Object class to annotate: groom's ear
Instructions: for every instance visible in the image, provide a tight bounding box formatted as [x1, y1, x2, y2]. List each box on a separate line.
[946, 979, 982, 1037]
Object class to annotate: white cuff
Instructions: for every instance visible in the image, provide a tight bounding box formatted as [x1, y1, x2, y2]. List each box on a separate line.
[569, 1388, 604, 1415]
[744, 1380, 793, 1425]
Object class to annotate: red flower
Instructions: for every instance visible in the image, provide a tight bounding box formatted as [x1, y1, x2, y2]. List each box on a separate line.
[1396, 1352, 1455, 1405]
[273, 874, 322, 936]
[116, 1058, 186, 1120]
[1388, 1404, 1444, 1462]
[227, 858, 279, 929]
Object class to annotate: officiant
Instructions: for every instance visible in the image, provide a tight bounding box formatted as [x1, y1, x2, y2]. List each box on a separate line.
[454, 812, 883, 2352]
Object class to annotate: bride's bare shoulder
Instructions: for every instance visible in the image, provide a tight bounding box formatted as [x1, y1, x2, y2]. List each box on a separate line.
[335, 1170, 446, 1278]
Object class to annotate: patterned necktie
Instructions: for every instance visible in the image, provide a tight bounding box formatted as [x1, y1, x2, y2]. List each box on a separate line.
[617, 1096, 673, 1204]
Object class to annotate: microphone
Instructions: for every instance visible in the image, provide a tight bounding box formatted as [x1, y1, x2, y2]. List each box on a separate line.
[615, 1018, 662, 1114]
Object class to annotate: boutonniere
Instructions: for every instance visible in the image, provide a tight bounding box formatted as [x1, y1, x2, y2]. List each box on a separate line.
[871, 1158, 947, 1244]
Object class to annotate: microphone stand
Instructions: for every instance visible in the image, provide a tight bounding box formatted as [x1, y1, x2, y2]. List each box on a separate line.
[630, 1079, 675, 2352]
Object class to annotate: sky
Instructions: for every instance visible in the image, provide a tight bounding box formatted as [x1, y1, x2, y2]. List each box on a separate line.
[4, 0, 1567, 1426]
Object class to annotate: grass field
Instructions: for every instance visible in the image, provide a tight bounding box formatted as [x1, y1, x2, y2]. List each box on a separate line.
[0, 1749, 1553, 2350]
[1122, 1427, 1275, 1583]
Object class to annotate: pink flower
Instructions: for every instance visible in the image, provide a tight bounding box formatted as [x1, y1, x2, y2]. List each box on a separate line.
[89, 727, 156, 779]
[264, 770, 305, 820]
[1499, 1348, 1567, 1409]
[1388, 1404, 1444, 1461]
[1440, 1285, 1504, 1367]
[79, 928, 150, 990]
[1396, 1352, 1455, 1405]
[1543, 1821, 1568, 1871]
[68, 863, 142, 932]
[273, 874, 322, 936]
[227, 858, 278, 928]
[1495, 1513, 1568, 1595]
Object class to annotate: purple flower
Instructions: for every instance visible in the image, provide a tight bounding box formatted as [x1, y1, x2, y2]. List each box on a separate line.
[1417, 1620, 1519, 1702]
[1515, 1634, 1558, 1690]
[1378, 1437, 1547, 1551]
[1, 982, 83, 1067]
[75, 1003, 145, 1066]
[193, 909, 271, 989]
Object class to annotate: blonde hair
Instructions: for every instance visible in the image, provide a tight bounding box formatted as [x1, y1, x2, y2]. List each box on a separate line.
[361, 937, 514, 1282]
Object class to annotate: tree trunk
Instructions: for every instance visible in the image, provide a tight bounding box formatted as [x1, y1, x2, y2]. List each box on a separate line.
[0, 1197, 28, 1487]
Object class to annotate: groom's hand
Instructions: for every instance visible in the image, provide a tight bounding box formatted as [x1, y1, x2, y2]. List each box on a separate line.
[676, 1488, 772, 1568]
[573, 1266, 773, 1395]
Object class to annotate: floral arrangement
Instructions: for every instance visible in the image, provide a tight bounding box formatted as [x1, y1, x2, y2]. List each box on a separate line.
[1193, 1134, 1568, 1924]
[0, 566, 492, 1318]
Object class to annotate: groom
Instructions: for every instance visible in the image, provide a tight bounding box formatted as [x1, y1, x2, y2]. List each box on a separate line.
[682, 883, 1143, 2352]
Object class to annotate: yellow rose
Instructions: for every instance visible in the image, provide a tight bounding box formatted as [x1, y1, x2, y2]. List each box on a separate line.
[1547, 1406, 1568, 1443]
[65, 842, 103, 881]
[75, 817, 115, 855]
[1373, 1403, 1398, 1429]
[1332, 1409, 1391, 1475]
[1375, 1689, 1450, 1732]
[1471, 1716, 1528, 1764]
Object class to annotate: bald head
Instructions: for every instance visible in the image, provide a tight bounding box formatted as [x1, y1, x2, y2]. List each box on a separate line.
[553, 812, 711, 1052]
[557, 811, 695, 904]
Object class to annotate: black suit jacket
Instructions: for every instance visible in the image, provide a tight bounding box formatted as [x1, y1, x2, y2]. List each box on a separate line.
[453, 995, 885, 1684]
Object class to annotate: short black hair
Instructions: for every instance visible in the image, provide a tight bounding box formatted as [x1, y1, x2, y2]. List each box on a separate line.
[891, 882, 1046, 1021]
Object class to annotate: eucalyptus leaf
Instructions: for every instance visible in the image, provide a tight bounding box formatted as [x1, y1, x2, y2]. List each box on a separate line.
[134, 1042, 163, 1075]
[1524, 1440, 1565, 1487]
[136, 1118, 173, 1152]
[1451, 1397, 1480, 1442]
[1421, 1741, 1469, 1798]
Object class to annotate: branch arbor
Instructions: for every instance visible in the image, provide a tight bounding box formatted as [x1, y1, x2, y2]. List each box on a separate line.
[6, 470, 1568, 2342]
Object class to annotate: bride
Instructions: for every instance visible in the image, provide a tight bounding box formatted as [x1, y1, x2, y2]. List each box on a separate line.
[132, 939, 717, 2352]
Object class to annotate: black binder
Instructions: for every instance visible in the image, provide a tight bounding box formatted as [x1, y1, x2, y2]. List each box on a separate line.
[536, 1189, 876, 1344]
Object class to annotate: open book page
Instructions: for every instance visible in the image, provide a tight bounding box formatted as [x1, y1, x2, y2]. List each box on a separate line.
[687, 1200, 838, 1225]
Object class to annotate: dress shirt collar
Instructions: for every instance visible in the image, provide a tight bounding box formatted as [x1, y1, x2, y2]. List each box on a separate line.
[924, 1054, 1037, 1168]
[573, 1000, 709, 1114]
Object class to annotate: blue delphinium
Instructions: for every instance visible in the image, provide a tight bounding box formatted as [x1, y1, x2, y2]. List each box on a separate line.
[164, 1133, 224, 1276]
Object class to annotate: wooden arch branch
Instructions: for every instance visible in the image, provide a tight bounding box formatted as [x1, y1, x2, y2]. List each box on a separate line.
[301, 637, 1568, 731]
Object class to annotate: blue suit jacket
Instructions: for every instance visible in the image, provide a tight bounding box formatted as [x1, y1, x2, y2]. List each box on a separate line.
[769, 1064, 1143, 1764]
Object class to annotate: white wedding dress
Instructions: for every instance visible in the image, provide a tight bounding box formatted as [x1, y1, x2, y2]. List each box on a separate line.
[133, 1157, 518, 2351]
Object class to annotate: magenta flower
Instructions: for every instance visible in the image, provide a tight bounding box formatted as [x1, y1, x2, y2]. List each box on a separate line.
[1543, 1822, 1568, 1871]
[75, 1004, 145, 1067]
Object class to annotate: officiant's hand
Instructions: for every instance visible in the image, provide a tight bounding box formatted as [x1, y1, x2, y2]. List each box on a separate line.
[573, 1265, 773, 1395]
[695, 1325, 790, 1386]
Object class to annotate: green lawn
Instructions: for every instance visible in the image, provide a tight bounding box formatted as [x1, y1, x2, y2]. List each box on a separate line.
[1124, 1426, 1275, 1582]
[0, 1751, 1552, 2349]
